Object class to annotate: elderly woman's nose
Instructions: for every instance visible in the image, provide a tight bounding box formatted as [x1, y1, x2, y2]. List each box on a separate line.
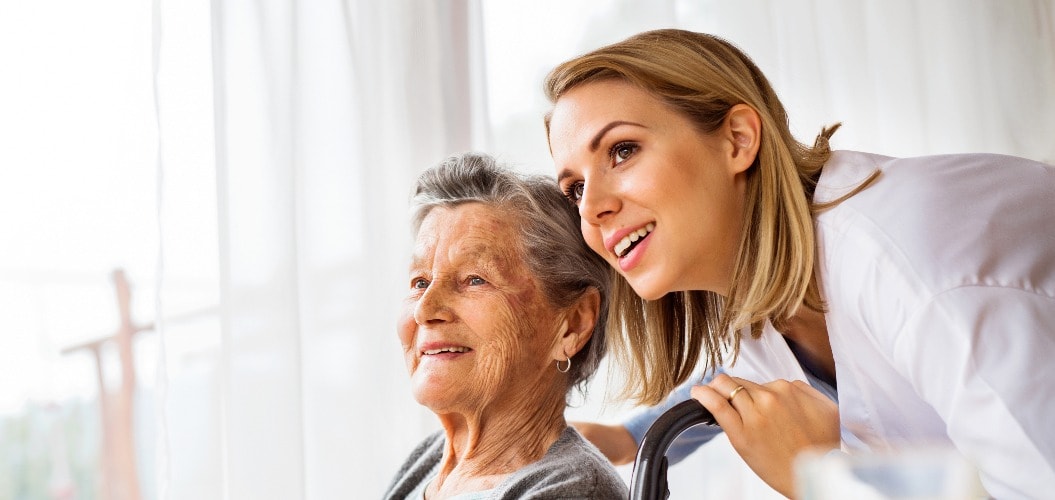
[413, 282, 454, 325]
[579, 178, 620, 224]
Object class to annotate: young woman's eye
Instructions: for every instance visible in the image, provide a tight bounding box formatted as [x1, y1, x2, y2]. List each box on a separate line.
[411, 278, 429, 289]
[467, 275, 487, 286]
[610, 142, 638, 164]
[562, 181, 585, 205]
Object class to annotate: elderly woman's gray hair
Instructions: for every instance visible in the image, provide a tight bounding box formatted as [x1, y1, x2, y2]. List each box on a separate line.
[411, 152, 611, 394]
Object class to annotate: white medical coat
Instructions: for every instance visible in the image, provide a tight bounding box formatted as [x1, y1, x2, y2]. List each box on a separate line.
[726, 150, 1055, 498]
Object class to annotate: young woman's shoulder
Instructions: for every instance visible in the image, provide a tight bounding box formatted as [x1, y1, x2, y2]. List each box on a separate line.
[815, 150, 1055, 298]
[814, 152, 1055, 498]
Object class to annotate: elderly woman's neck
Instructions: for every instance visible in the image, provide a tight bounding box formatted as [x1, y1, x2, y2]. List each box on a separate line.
[430, 381, 568, 495]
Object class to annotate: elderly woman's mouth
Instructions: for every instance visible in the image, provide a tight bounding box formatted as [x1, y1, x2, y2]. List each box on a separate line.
[421, 346, 472, 357]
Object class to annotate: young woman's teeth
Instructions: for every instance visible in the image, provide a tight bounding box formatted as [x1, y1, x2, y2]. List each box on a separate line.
[423, 346, 470, 355]
[614, 223, 655, 258]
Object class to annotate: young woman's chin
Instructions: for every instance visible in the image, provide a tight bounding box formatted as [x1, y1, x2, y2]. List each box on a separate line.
[627, 271, 714, 301]
[624, 274, 674, 302]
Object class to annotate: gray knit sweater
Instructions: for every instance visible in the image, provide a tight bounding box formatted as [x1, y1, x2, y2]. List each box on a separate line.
[383, 426, 628, 499]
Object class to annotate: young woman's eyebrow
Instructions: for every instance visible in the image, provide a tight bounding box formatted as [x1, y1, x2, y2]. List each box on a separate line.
[557, 120, 647, 183]
[589, 120, 645, 151]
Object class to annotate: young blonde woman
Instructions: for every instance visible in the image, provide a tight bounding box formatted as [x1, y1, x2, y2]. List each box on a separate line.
[546, 29, 1055, 498]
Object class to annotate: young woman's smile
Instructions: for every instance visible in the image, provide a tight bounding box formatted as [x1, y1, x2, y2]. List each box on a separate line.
[548, 79, 751, 299]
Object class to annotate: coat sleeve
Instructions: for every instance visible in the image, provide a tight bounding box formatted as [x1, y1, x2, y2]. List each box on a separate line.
[623, 372, 725, 465]
[893, 285, 1055, 498]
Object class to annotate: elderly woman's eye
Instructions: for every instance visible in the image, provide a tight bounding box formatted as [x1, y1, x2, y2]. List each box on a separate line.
[611, 142, 638, 164]
[412, 278, 429, 289]
[563, 182, 584, 204]
[467, 275, 487, 286]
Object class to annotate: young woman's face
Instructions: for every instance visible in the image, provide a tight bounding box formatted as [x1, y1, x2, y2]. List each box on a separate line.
[548, 79, 748, 299]
[397, 203, 564, 416]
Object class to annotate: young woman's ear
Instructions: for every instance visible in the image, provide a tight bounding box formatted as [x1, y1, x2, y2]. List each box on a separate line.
[723, 103, 762, 174]
[553, 288, 600, 361]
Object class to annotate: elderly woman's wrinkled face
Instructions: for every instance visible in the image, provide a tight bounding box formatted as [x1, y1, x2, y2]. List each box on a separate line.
[398, 203, 565, 415]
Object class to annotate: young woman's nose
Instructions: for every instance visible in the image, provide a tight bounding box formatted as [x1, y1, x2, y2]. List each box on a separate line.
[413, 281, 454, 325]
[578, 176, 620, 225]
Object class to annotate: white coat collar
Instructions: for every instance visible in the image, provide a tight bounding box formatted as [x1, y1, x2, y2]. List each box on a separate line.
[813, 151, 887, 204]
[726, 322, 808, 383]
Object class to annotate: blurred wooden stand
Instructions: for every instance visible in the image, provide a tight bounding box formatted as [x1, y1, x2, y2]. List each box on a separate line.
[61, 270, 217, 499]
[62, 269, 144, 500]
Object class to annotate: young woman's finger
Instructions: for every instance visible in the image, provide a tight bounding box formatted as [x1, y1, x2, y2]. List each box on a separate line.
[707, 373, 762, 411]
[690, 383, 744, 436]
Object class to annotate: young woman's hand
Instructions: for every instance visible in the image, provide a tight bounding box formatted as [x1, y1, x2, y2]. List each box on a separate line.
[691, 373, 840, 498]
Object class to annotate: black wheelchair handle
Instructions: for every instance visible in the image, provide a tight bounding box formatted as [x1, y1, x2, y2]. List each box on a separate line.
[628, 399, 718, 500]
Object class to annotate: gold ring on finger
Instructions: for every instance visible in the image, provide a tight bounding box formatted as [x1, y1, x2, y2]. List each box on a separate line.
[728, 385, 745, 402]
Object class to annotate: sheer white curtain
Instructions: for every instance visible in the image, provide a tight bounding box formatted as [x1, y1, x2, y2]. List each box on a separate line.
[680, 0, 1055, 163]
[211, 0, 489, 497]
[158, 0, 488, 498]
[151, 0, 1055, 499]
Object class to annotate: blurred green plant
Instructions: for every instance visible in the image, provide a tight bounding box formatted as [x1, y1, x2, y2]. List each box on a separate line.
[0, 399, 100, 500]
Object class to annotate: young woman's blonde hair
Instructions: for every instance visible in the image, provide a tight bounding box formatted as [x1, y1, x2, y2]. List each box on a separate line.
[544, 29, 875, 405]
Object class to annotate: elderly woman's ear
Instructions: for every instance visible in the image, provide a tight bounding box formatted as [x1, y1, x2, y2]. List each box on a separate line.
[553, 288, 601, 361]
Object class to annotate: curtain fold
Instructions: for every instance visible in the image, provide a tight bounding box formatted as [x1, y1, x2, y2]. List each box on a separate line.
[676, 0, 1055, 163]
[206, 0, 486, 497]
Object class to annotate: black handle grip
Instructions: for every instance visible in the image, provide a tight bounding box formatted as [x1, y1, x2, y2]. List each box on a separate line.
[628, 399, 718, 500]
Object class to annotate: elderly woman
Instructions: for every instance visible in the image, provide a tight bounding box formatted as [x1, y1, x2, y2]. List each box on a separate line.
[384, 153, 627, 499]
